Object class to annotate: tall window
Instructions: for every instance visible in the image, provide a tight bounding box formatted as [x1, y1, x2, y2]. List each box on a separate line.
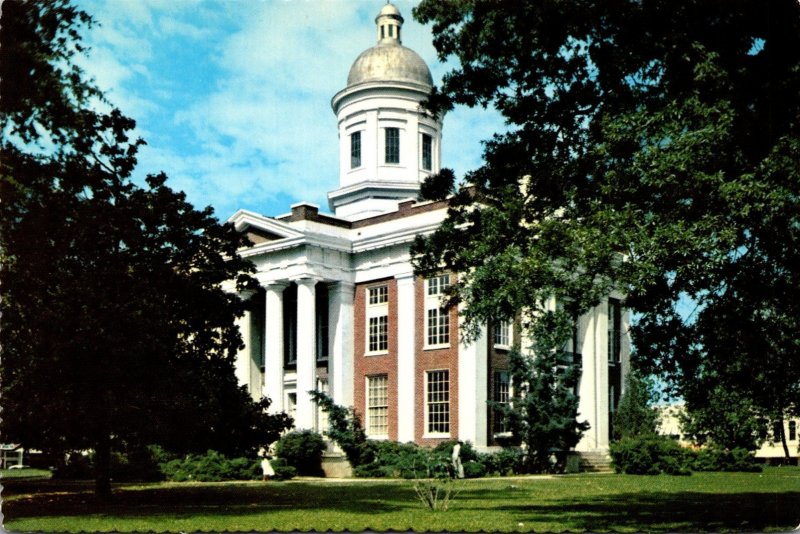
[789, 421, 797, 441]
[425, 275, 450, 347]
[316, 378, 329, 433]
[316, 284, 329, 362]
[385, 127, 400, 164]
[368, 316, 388, 352]
[366, 375, 389, 437]
[366, 284, 389, 354]
[426, 308, 450, 346]
[426, 370, 450, 435]
[283, 284, 297, 365]
[421, 133, 432, 170]
[494, 320, 511, 348]
[493, 370, 510, 433]
[427, 274, 449, 297]
[350, 131, 361, 168]
[608, 298, 622, 363]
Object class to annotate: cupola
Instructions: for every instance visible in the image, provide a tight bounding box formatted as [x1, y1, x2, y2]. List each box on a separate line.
[328, 2, 443, 221]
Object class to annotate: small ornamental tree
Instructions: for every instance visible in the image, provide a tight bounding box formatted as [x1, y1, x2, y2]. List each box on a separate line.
[493, 311, 589, 473]
[613, 369, 660, 441]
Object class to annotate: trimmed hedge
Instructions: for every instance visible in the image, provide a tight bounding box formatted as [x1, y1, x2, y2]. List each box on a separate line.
[275, 430, 326, 476]
[160, 450, 260, 482]
[610, 436, 761, 475]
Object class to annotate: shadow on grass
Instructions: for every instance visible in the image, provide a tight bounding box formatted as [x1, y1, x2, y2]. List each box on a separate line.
[4, 478, 799, 531]
[3, 479, 410, 520]
[456, 486, 800, 532]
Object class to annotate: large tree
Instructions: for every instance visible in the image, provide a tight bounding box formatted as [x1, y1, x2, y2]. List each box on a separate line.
[411, 0, 800, 453]
[1, 1, 291, 498]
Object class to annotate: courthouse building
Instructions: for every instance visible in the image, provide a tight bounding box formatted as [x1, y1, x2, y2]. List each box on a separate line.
[228, 3, 630, 454]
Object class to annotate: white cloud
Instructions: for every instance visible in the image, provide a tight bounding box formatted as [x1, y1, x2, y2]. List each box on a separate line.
[76, 0, 505, 218]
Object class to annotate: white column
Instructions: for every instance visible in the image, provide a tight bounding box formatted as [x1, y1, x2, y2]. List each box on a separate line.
[596, 300, 610, 450]
[295, 278, 317, 430]
[264, 283, 287, 415]
[330, 281, 355, 408]
[396, 273, 416, 442]
[234, 290, 256, 394]
[458, 323, 488, 448]
[577, 308, 597, 452]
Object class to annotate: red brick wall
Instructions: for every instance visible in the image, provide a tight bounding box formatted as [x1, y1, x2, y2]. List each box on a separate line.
[353, 277, 399, 441]
[414, 275, 459, 446]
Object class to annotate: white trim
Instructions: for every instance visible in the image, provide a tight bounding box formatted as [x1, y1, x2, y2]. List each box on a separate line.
[423, 369, 451, 438]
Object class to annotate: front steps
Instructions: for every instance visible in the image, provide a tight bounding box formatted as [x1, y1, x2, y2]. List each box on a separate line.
[578, 451, 614, 473]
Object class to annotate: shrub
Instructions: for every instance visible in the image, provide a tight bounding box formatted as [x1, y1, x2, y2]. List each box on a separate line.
[610, 436, 691, 475]
[160, 450, 260, 482]
[275, 430, 326, 476]
[462, 460, 487, 478]
[268, 458, 297, 481]
[480, 448, 525, 476]
[691, 447, 762, 472]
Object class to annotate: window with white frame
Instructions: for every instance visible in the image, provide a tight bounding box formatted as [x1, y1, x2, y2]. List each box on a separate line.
[351, 131, 361, 168]
[427, 274, 450, 297]
[366, 375, 389, 437]
[426, 308, 449, 346]
[421, 133, 432, 171]
[425, 275, 451, 348]
[315, 378, 329, 433]
[789, 421, 797, 441]
[494, 320, 511, 349]
[608, 298, 622, 363]
[426, 370, 450, 435]
[385, 127, 400, 164]
[493, 370, 511, 434]
[366, 284, 389, 354]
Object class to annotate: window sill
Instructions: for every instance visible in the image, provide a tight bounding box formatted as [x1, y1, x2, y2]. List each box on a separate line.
[366, 435, 389, 441]
[493, 344, 511, 351]
[365, 350, 389, 357]
[423, 344, 450, 351]
[423, 432, 451, 439]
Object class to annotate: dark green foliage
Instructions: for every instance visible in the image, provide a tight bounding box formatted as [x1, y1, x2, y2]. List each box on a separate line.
[480, 448, 525, 477]
[680, 388, 764, 452]
[691, 447, 762, 473]
[610, 436, 691, 476]
[0, 1, 292, 498]
[462, 460, 487, 479]
[159, 450, 260, 482]
[613, 370, 660, 441]
[496, 343, 589, 474]
[412, 0, 800, 460]
[268, 458, 297, 481]
[308, 390, 368, 467]
[275, 431, 326, 477]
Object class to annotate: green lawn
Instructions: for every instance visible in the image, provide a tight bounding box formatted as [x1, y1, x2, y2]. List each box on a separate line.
[3, 468, 799, 532]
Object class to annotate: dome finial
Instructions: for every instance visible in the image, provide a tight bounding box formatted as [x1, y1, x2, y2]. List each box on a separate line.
[375, 2, 403, 45]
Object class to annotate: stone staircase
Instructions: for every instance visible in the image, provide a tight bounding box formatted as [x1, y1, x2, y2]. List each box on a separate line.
[578, 451, 614, 473]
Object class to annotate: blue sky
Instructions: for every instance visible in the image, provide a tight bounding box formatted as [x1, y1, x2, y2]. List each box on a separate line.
[73, 0, 506, 220]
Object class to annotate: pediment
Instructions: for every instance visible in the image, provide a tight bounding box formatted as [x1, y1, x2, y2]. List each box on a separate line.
[228, 209, 305, 242]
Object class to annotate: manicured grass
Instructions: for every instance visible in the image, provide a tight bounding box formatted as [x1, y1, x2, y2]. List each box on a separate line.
[1, 467, 52, 479]
[3, 468, 800, 532]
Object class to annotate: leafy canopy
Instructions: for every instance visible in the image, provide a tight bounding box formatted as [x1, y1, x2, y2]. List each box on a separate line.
[0, 0, 291, 497]
[412, 0, 800, 442]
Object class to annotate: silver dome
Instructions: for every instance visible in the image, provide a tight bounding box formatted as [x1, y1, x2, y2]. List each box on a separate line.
[347, 44, 433, 87]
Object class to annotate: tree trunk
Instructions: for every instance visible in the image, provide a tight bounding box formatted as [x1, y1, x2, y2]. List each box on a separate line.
[94, 433, 112, 501]
[779, 417, 791, 461]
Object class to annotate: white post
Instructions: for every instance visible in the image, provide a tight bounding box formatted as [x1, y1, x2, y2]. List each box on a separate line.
[234, 290, 256, 395]
[396, 273, 416, 442]
[264, 282, 287, 415]
[330, 281, 355, 408]
[295, 278, 317, 430]
[458, 323, 488, 448]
